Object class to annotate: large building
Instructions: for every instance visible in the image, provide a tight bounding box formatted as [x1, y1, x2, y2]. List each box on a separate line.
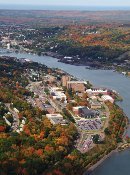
[73, 106, 99, 118]
[62, 75, 71, 87]
[101, 95, 114, 103]
[46, 114, 67, 125]
[50, 87, 67, 101]
[86, 88, 108, 96]
[67, 81, 86, 92]
[79, 107, 99, 118]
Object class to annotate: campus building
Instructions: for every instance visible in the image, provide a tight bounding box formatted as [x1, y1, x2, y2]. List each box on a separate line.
[67, 81, 86, 92]
[46, 114, 67, 125]
[61, 75, 71, 87]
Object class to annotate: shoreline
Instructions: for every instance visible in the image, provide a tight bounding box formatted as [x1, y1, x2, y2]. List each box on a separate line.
[1, 52, 130, 175]
[1, 48, 130, 73]
[84, 149, 118, 175]
[84, 146, 130, 175]
[84, 115, 130, 175]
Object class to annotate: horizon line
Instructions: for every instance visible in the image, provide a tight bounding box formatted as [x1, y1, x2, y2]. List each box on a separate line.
[0, 4, 130, 11]
[0, 4, 130, 7]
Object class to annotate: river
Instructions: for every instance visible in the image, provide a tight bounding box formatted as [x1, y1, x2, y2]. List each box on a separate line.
[1, 51, 130, 175]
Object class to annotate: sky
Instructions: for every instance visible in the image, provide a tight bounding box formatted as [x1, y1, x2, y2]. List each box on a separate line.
[0, 0, 130, 7]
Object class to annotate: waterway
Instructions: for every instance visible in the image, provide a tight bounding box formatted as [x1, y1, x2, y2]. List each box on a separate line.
[1, 51, 130, 175]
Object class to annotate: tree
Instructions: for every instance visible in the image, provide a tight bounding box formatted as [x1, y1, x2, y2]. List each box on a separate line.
[104, 128, 111, 135]
[92, 134, 100, 144]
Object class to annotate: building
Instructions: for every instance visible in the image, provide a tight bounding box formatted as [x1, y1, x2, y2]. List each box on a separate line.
[127, 72, 130, 76]
[73, 106, 83, 115]
[45, 75, 56, 83]
[50, 87, 67, 101]
[89, 95, 97, 101]
[62, 75, 71, 87]
[86, 88, 108, 96]
[46, 114, 67, 125]
[7, 43, 10, 50]
[101, 95, 114, 103]
[67, 81, 86, 92]
[73, 106, 99, 118]
[14, 108, 19, 113]
[90, 101, 102, 109]
[79, 107, 99, 118]
[46, 107, 56, 114]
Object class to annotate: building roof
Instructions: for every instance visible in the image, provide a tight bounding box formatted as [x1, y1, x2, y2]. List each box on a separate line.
[46, 114, 67, 125]
[101, 95, 114, 101]
[67, 81, 86, 84]
[79, 107, 99, 118]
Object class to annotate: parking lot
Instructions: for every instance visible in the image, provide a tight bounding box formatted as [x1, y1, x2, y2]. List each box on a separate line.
[76, 118, 102, 131]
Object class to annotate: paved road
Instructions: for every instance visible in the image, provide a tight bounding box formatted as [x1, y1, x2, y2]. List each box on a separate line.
[5, 103, 20, 131]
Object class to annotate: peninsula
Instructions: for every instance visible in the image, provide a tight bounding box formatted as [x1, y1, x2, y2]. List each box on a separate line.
[0, 55, 129, 175]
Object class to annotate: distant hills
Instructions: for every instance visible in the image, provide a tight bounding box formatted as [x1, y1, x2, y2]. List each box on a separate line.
[0, 10, 130, 25]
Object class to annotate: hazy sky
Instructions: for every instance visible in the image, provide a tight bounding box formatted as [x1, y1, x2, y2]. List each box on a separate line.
[0, 0, 130, 6]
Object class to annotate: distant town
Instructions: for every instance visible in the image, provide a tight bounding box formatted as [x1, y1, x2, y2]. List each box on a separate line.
[0, 10, 130, 74]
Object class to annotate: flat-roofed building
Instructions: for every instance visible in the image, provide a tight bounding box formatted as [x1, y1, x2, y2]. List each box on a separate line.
[101, 95, 114, 103]
[79, 107, 99, 118]
[50, 87, 67, 101]
[90, 101, 102, 109]
[67, 81, 86, 92]
[62, 75, 71, 87]
[73, 106, 83, 115]
[46, 113, 67, 125]
[86, 88, 108, 96]
[73, 106, 99, 118]
[44, 75, 56, 83]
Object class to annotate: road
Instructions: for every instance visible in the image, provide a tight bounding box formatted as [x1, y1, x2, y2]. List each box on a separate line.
[5, 103, 20, 131]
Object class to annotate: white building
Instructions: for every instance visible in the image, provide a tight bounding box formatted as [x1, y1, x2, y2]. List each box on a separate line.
[50, 87, 67, 101]
[7, 43, 10, 50]
[86, 88, 108, 96]
[14, 108, 19, 113]
[101, 95, 114, 103]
